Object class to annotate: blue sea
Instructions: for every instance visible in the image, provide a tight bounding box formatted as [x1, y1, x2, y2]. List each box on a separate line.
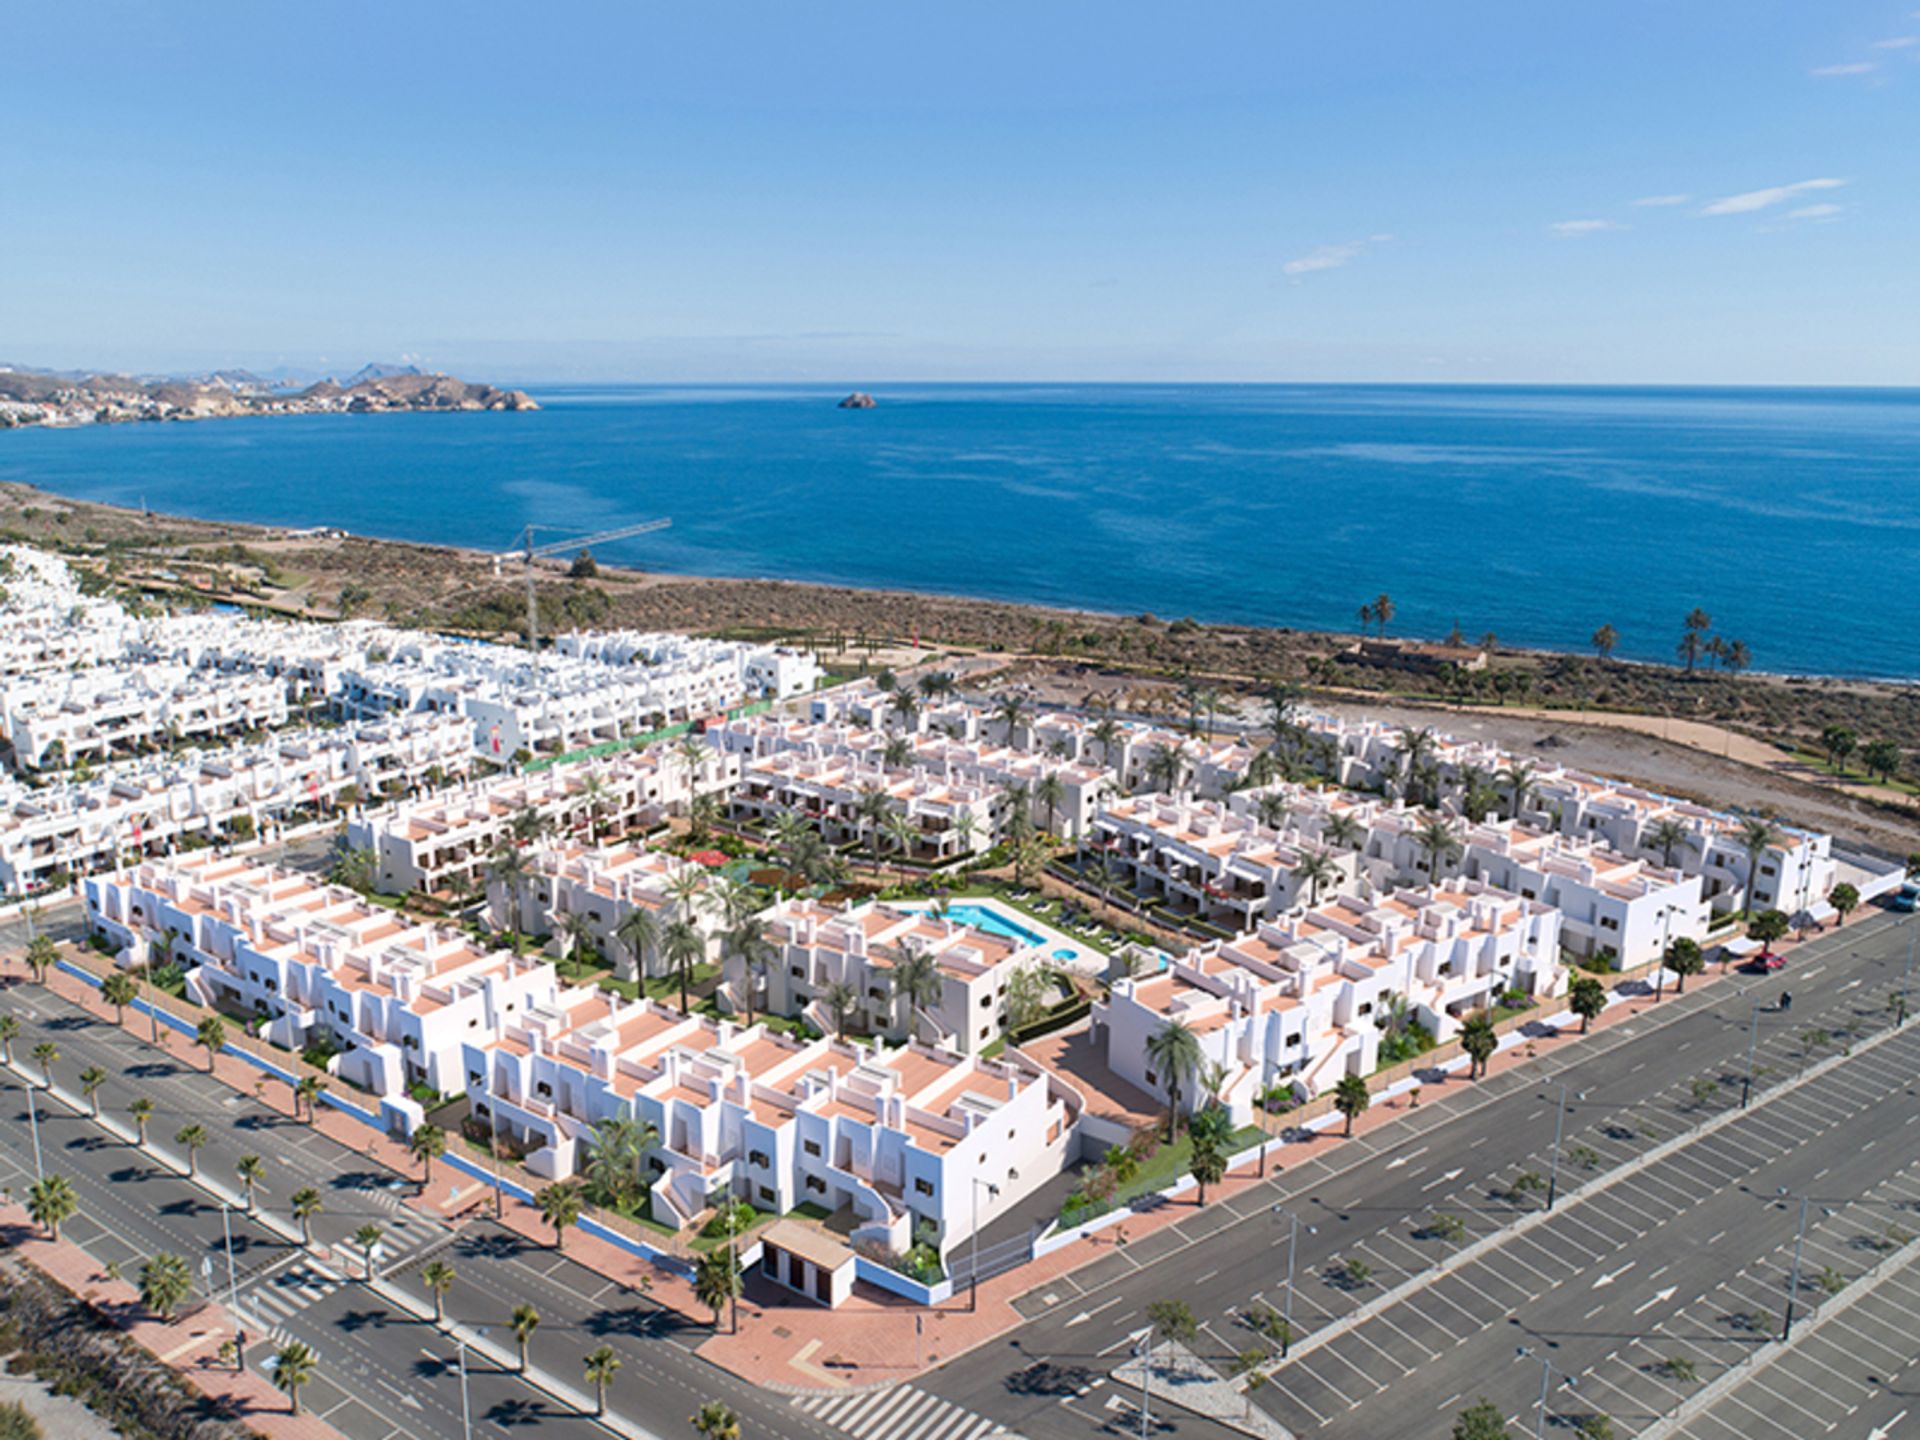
[3, 383, 1916, 679]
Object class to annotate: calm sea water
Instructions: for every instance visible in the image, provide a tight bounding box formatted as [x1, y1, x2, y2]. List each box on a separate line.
[3, 383, 1916, 679]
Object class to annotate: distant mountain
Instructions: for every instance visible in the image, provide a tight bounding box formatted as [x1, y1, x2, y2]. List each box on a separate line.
[0, 362, 537, 429]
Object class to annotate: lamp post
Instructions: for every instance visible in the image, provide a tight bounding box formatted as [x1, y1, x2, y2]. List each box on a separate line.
[25, 1075, 44, 1184]
[969, 1178, 999, 1312]
[1545, 1083, 1584, 1211]
[455, 1336, 472, 1440]
[1652, 904, 1676, 1002]
[1516, 1345, 1576, 1440]
[1741, 1001, 1763, 1108]
[1777, 1190, 1831, 1341]
[221, 1202, 246, 1372]
[1270, 1204, 1315, 1356]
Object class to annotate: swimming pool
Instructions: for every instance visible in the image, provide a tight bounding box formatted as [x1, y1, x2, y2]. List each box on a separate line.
[936, 902, 1049, 949]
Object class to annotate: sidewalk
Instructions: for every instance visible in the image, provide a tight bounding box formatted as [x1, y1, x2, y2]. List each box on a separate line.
[1, 1204, 341, 1440]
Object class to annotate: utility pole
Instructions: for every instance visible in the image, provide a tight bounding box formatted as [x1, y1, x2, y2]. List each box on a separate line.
[1545, 1082, 1577, 1211]
[1271, 1204, 1314, 1354]
[1742, 1001, 1763, 1108]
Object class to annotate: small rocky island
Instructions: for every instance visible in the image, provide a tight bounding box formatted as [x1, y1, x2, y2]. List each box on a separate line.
[0, 362, 539, 429]
[837, 392, 877, 409]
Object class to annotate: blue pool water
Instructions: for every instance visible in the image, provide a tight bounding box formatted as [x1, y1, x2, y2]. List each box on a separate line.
[5, 382, 1916, 676]
[929, 902, 1050, 948]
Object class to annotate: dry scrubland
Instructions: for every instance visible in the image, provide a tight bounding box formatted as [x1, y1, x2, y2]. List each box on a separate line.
[2, 479, 1913, 852]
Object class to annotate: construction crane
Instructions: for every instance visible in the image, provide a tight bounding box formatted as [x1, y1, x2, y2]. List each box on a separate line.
[494, 516, 671, 652]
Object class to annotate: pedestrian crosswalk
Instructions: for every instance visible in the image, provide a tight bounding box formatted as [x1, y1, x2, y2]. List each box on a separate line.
[240, 1262, 338, 1349]
[791, 1384, 1020, 1440]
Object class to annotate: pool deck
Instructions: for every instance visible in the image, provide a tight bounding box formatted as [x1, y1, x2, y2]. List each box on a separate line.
[892, 895, 1107, 974]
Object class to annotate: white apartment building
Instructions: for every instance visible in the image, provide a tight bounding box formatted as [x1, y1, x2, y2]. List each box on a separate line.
[1088, 793, 1362, 930]
[757, 897, 1052, 1054]
[487, 839, 717, 979]
[728, 753, 998, 864]
[348, 744, 739, 896]
[556, 630, 822, 701]
[0, 713, 472, 899]
[86, 854, 558, 1100]
[4, 664, 290, 770]
[465, 988, 1078, 1268]
[1095, 881, 1564, 1119]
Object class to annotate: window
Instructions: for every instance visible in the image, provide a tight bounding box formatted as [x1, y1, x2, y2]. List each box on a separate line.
[914, 1178, 934, 1197]
[805, 1175, 826, 1195]
[791, 965, 805, 978]
[1145, 1069, 1156, 1087]
[536, 1081, 552, 1098]
[469, 1070, 483, 1087]
[1286, 1032, 1301, 1047]
[749, 1149, 770, 1168]
[803, 1139, 821, 1158]
[1599, 916, 1619, 931]
[1357, 1001, 1372, 1017]
[979, 995, 991, 1008]
[758, 1185, 775, 1204]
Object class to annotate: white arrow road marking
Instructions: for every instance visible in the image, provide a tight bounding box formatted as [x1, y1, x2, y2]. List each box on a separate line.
[1632, 1286, 1678, 1315]
[1868, 1410, 1906, 1439]
[1421, 1168, 1464, 1192]
[1592, 1262, 1637, 1289]
[1386, 1147, 1430, 1171]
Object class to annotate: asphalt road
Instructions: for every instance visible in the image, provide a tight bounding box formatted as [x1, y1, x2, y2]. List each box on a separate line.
[918, 912, 1919, 1439]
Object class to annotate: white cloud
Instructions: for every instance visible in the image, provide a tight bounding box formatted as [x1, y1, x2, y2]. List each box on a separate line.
[1632, 193, 1691, 207]
[1282, 234, 1392, 276]
[1549, 219, 1626, 237]
[1787, 203, 1844, 221]
[1871, 35, 1919, 48]
[1700, 177, 1846, 216]
[1810, 61, 1879, 75]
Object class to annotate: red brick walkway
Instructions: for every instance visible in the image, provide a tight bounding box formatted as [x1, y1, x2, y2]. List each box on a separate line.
[2, 1202, 341, 1439]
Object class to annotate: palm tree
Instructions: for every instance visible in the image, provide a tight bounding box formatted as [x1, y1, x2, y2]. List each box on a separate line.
[25, 934, 57, 984]
[487, 844, 530, 951]
[175, 1123, 209, 1177]
[1145, 742, 1189, 796]
[882, 811, 917, 884]
[1324, 812, 1364, 852]
[1295, 850, 1340, 907]
[1333, 1073, 1370, 1136]
[236, 1154, 266, 1214]
[583, 1345, 622, 1417]
[1459, 1011, 1499, 1077]
[1144, 1019, 1203, 1141]
[1567, 976, 1607, 1034]
[1591, 624, 1619, 660]
[1497, 761, 1539, 822]
[405, 1122, 446, 1188]
[561, 911, 599, 966]
[101, 971, 138, 1026]
[129, 1096, 155, 1147]
[824, 980, 858, 1037]
[510, 1303, 540, 1373]
[1646, 817, 1689, 869]
[577, 773, 610, 844]
[727, 917, 774, 1026]
[1189, 1136, 1227, 1205]
[613, 904, 662, 982]
[539, 1180, 583, 1250]
[1736, 818, 1779, 918]
[196, 1014, 227, 1073]
[883, 735, 913, 770]
[993, 694, 1028, 746]
[664, 917, 706, 1016]
[1035, 773, 1067, 838]
[692, 1400, 742, 1439]
[1413, 816, 1463, 887]
[1394, 727, 1435, 796]
[1090, 716, 1123, 769]
[583, 1115, 658, 1213]
[270, 1339, 316, 1415]
[694, 1247, 742, 1331]
[1678, 608, 1713, 674]
[294, 1075, 327, 1124]
[0, 1014, 17, 1066]
[1371, 593, 1396, 636]
[354, 1223, 385, 1279]
[854, 785, 891, 872]
[27, 1174, 76, 1240]
[423, 1259, 456, 1324]
[140, 1251, 193, 1320]
[1665, 937, 1705, 994]
[78, 1065, 107, 1117]
[890, 943, 944, 1043]
[291, 1187, 322, 1246]
[29, 1041, 57, 1089]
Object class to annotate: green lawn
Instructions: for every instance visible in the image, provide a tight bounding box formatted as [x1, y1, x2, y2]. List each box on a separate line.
[1065, 1123, 1267, 1223]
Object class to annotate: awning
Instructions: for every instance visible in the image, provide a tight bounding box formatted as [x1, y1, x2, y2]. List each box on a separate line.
[1722, 937, 1762, 957]
[1802, 901, 1837, 923]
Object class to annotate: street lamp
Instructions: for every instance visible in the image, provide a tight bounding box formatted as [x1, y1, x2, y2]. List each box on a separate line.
[969, 1177, 1000, 1312]
[1132, 1330, 1153, 1438]
[1516, 1345, 1577, 1440]
[1776, 1189, 1834, 1341]
[1741, 1001, 1764, 1108]
[220, 1202, 247, 1372]
[24, 1072, 44, 1183]
[1652, 904, 1678, 1002]
[1270, 1204, 1316, 1356]
[1544, 1083, 1585, 1211]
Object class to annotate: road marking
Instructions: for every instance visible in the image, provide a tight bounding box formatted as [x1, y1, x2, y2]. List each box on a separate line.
[1064, 1295, 1124, 1327]
[1632, 1285, 1678, 1315]
[1591, 1261, 1636, 1289]
[1385, 1146, 1429, 1171]
[1868, 1410, 1907, 1439]
[1421, 1168, 1463, 1192]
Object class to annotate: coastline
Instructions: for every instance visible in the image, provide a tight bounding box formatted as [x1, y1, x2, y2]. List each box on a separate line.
[1, 479, 1915, 840]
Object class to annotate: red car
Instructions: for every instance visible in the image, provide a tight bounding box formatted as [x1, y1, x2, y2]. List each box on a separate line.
[1743, 953, 1785, 974]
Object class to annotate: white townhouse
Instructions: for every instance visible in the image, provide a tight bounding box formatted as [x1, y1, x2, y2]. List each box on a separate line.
[349, 744, 739, 896]
[727, 752, 999, 864]
[1095, 881, 1564, 1120]
[465, 991, 1079, 1270]
[0, 546, 138, 680]
[755, 897, 1052, 1054]
[86, 855, 558, 1099]
[0, 713, 472, 899]
[486, 839, 717, 979]
[1088, 793, 1361, 930]
[4, 664, 289, 770]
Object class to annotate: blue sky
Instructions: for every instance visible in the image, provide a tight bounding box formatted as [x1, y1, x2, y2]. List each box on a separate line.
[4, 2, 1916, 384]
